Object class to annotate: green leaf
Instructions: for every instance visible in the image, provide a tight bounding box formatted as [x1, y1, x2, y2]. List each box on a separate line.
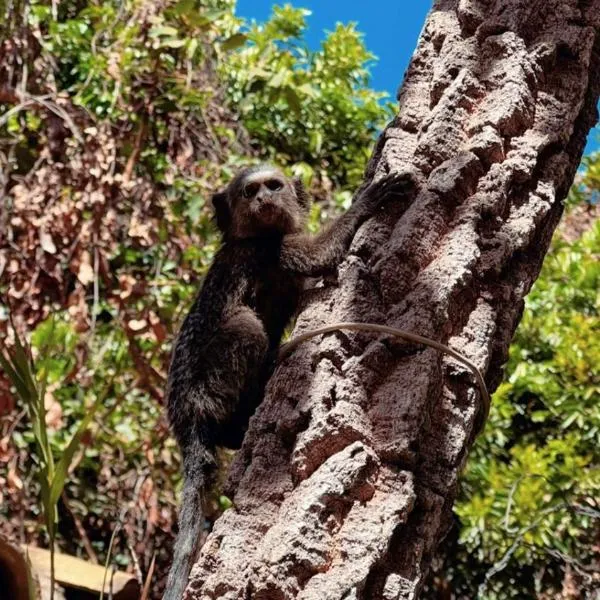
[200, 9, 227, 23]
[221, 33, 248, 52]
[10, 330, 36, 398]
[186, 38, 199, 60]
[297, 82, 316, 98]
[0, 350, 30, 401]
[186, 9, 227, 29]
[283, 86, 301, 113]
[49, 403, 99, 507]
[561, 412, 580, 429]
[38, 476, 53, 527]
[309, 130, 323, 154]
[268, 70, 288, 89]
[173, 0, 195, 16]
[150, 25, 179, 38]
[161, 38, 186, 48]
[24, 554, 38, 600]
[218, 495, 233, 510]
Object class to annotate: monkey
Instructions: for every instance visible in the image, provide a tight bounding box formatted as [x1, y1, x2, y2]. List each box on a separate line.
[163, 164, 415, 600]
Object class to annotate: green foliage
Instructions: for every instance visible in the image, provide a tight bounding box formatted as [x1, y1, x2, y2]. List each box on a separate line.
[566, 151, 600, 209]
[37, 0, 238, 120]
[0, 322, 106, 600]
[21, 0, 387, 194]
[222, 4, 392, 188]
[451, 205, 600, 598]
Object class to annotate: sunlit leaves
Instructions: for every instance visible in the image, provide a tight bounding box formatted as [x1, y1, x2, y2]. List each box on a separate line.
[220, 5, 391, 189]
[453, 196, 600, 598]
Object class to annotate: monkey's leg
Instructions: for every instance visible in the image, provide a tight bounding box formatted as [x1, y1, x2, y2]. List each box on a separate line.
[203, 307, 269, 447]
[165, 309, 268, 600]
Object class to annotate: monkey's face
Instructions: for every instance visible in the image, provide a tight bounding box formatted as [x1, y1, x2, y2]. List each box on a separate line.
[212, 166, 310, 239]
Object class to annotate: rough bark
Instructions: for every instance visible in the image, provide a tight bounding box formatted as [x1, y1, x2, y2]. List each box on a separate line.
[186, 1, 600, 598]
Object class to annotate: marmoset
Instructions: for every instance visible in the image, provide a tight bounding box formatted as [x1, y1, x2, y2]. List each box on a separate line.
[163, 164, 414, 600]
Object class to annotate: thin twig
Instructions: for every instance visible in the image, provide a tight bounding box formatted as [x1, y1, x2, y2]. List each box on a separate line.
[503, 474, 549, 533]
[61, 490, 99, 564]
[0, 99, 37, 128]
[29, 95, 83, 143]
[0, 90, 84, 142]
[479, 503, 568, 596]
[91, 239, 99, 335]
[127, 539, 144, 586]
[123, 116, 148, 183]
[140, 552, 156, 600]
[99, 506, 128, 600]
[479, 502, 600, 595]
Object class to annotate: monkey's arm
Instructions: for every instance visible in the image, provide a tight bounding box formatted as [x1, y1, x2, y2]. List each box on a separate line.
[280, 173, 415, 276]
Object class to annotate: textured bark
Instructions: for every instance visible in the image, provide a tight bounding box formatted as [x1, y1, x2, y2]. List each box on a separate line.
[187, 1, 600, 599]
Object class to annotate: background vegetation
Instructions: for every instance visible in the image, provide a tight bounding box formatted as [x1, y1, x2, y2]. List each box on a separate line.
[0, 1, 597, 598]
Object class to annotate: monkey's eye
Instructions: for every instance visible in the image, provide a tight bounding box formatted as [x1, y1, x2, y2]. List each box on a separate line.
[265, 179, 283, 191]
[243, 182, 260, 198]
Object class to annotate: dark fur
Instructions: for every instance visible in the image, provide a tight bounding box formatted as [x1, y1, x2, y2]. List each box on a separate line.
[163, 165, 414, 600]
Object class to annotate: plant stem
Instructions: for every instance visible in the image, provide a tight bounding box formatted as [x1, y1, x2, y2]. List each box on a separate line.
[49, 531, 55, 600]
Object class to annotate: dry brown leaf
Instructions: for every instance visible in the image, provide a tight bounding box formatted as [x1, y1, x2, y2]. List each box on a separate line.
[80, 428, 93, 447]
[44, 389, 64, 430]
[0, 435, 14, 463]
[77, 250, 95, 285]
[119, 274, 136, 300]
[139, 477, 154, 505]
[0, 386, 15, 415]
[67, 285, 90, 332]
[128, 318, 148, 332]
[8, 280, 29, 299]
[147, 499, 159, 527]
[7, 462, 23, 492]
[148, 311, 167, 342]
[39, 230, 57, 254]
[128, 210, 155, 246]
[145, 445, 155, 466]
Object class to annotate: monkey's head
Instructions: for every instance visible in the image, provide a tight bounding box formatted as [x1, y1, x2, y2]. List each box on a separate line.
[212, 165, 310, 239]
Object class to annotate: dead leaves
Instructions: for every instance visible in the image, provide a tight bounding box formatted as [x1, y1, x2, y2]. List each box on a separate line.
[75, 251, 95, 286]
[39, 230, 57, 254]
[67, 285, 90, 333]
[118, 274, 146, 301]
[44, 386, 64, 431]
[127, 318, 148, 333]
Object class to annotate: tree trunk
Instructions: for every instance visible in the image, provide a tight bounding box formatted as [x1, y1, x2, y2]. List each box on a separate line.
[186, 1, 600, 598]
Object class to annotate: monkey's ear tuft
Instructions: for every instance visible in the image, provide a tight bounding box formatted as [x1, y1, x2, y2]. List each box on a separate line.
[293, 177, 311, 211]
[212, 191, 231, 234]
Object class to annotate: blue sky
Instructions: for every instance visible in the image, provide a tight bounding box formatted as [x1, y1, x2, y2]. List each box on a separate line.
[236, 0, 599, 155]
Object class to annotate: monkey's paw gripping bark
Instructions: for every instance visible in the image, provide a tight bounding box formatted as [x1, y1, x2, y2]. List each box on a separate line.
[367, 171, 418, 204]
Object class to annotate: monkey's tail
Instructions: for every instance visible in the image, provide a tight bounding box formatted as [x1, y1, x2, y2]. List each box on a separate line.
[163, 435, 215, 600]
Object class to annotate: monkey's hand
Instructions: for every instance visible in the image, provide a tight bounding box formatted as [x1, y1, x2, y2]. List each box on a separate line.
[360, 171, 417, 208]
